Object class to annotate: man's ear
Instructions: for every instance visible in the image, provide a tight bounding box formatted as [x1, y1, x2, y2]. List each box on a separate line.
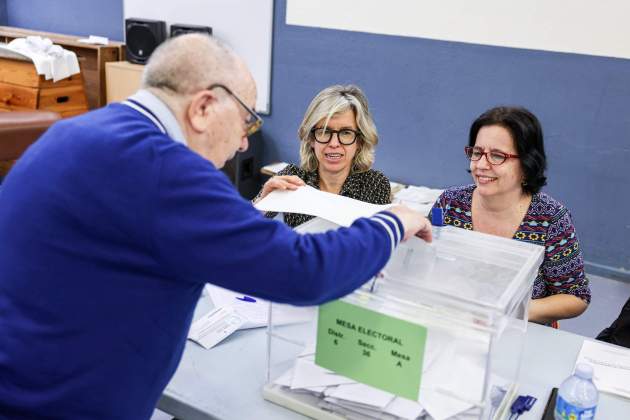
[187, 90, 217, 133]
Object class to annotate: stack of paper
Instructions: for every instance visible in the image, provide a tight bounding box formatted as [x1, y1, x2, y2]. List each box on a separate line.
[187, 285, 315, 349]
[393, 186, 443, 216]
[575, 339, 630, 399]
[271, 340, 488, 420]
[204, 284, 315, 329]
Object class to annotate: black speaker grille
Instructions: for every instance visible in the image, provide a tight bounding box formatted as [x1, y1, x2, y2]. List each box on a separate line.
[127, 26, 157, 61]
[125, 18, 166, 65]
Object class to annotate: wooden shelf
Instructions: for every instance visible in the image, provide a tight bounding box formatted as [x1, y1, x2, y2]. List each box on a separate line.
[0, 26, 125, 109]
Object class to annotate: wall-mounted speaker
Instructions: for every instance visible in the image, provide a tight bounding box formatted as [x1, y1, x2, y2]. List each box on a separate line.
[125, 18, 167, 64]
[170, 23, 213, 38]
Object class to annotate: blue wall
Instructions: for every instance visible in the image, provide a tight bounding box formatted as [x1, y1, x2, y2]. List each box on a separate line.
[5, 0, 123, 41]
[6, 0, 630, 278]
[0, 1, 7, 26]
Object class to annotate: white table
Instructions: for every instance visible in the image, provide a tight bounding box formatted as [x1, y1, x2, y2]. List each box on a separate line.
[157, 295, 629, 419]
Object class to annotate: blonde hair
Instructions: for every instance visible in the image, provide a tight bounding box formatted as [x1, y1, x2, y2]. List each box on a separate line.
[298, 85, 378, 173]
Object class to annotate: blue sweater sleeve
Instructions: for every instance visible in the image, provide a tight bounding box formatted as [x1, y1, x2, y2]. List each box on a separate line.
[152, 147, 402, 306]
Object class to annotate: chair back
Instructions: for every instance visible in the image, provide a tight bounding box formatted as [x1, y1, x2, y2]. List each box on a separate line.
[0, 111, 60, 179]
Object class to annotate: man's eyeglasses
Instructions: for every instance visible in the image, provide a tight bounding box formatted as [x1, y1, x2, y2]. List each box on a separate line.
[208, 83, 263, 136]
[311, 127, 360, 145]
[464, 146, 519, 165]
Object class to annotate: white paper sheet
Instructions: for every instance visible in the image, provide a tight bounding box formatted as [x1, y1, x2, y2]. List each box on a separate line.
[383, 397, 426, 420]
[262, 162, 289, 174]
[393, 185, 443, 215]
[254, 185, 391, 227]
[328, 383, 395, 408]
[187, 306, 246, 349]
[205, 284, 314, 329]
[290, 357, 356, 389]
[575, 339, 630, 399]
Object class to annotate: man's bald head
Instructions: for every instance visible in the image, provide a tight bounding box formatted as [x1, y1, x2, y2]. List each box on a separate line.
[141, 34, 252, 98]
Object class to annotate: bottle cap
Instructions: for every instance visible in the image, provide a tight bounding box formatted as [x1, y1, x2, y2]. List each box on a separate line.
[431, 206, 444, 227]
[575, 363, 594, 380]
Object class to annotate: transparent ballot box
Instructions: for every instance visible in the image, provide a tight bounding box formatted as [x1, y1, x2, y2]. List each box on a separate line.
[263, 217, 544, 420]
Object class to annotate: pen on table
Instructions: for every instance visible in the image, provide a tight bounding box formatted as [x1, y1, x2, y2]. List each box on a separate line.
[235, 295, 256, 303]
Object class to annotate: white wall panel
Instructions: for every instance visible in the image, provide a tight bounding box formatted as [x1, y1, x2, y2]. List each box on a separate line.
[287, 0, 630, 59]
[125, 0, 273, 113]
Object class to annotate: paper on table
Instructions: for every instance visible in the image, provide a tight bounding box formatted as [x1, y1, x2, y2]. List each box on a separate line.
[254, 185, 391, 227]
[393, 185, 443, 215]
[575, 339, 630, 399]
[187, 306, 246, 349]
[205, 284, 314, 329]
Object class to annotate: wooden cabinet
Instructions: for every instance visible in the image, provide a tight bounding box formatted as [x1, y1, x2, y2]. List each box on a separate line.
[0, 26, 125, 109]
[0, 57, 88, 117]
[105, 61, 144, 103]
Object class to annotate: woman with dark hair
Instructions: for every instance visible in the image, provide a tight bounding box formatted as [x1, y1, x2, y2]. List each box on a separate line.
[431, 106, 590, 325]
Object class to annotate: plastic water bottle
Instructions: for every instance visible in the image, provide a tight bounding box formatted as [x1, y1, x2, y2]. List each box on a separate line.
[554, 363, 599, 420]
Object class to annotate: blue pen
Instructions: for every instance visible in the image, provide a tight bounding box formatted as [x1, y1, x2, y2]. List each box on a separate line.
[236, 295, 256, 303]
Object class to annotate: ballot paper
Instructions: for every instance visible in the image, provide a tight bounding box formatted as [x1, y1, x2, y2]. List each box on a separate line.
[205, 284, 314, 329]
[383, 397, 426, 420]
[327, 383, 395, 408]
[393, 185, 443, 215]
[575, 339, 630, 399]
[273, 335, 476, 420]
[187, 306, 246, 349]
[290, 357, 356, 389]
[254, 185, 391, 227]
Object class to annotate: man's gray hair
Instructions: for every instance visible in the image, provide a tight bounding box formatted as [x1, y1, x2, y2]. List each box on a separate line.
[141, 33, 238, 95]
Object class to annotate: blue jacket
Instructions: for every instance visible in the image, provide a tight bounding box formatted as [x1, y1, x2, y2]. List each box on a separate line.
[0, 103, 402, 419]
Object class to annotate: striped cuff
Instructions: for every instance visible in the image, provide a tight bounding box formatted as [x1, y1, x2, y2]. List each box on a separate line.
[369, 211, 404, 257]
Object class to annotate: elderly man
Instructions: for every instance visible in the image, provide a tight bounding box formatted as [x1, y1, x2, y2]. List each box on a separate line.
[0, 34, 431, 419]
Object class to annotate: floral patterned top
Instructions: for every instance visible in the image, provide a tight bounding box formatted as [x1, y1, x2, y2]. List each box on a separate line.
[259, 164, 391, 228]
[432, 185, 591, 303]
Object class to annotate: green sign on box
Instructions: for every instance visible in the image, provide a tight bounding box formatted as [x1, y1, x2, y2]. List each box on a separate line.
[315, 299, 427, 401]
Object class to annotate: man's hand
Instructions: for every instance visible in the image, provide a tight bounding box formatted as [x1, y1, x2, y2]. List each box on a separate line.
[387, 205, 433, 243]
[253, 175, 305, 203]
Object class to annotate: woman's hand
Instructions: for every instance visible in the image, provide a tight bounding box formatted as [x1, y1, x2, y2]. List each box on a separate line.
[254, 175, 305, 203]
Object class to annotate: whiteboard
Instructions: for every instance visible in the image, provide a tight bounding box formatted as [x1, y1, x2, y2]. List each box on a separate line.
[287, 0, 630, 60]
[124, 0, 273, 113]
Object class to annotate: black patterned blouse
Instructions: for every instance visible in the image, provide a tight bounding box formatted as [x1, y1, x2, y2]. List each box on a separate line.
[258, 164, 391, 228]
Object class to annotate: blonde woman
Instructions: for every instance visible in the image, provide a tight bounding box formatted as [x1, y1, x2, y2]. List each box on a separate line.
[255, 85, 391, 227]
